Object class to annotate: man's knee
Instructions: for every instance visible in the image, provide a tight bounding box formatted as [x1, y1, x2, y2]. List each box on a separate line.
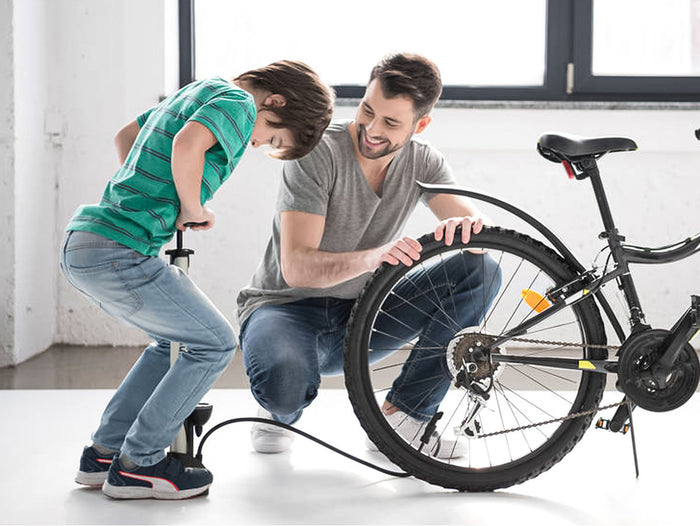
[244, 342, 318, 417]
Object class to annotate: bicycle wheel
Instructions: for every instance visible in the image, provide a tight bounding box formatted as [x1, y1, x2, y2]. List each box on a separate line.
[344, 226, 608, 491]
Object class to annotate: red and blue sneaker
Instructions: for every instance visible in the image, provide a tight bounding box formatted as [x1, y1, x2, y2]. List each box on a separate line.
[75, 446, 114, 486]
[102, 454, 213, 500]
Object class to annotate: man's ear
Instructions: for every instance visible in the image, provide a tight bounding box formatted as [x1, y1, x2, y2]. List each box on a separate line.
[414, 115, 431, 135]
[264, 94, 287, 107]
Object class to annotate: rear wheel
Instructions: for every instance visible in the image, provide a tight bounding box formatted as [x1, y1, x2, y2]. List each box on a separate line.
[344, 227, 608, 491]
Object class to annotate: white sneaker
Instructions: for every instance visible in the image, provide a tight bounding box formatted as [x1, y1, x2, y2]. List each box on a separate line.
[251, 408, 294, 454]
[366, 410, 468, 459]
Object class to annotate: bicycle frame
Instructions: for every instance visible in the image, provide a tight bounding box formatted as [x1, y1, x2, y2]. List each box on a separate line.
[418, 156, 700, 378]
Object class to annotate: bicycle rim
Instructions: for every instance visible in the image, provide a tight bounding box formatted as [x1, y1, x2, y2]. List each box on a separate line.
[344, 227, 607, 491]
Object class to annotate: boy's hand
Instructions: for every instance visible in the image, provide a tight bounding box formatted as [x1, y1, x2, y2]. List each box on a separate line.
[176, 206, 215, 231]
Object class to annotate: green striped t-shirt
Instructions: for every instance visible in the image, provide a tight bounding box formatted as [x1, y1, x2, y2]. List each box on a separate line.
[67, 78, 256, 256]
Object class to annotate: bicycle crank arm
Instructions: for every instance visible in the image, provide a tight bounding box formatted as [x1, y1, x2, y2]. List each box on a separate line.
[493, 354, 617, 374]
[654, 295, 700, 386]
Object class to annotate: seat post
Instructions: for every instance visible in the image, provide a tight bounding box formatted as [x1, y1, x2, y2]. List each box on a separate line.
[584, 159, 648, 329]
[580, 158, 618, 235]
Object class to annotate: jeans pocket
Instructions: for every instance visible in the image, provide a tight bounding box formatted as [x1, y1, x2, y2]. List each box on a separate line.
[62, 240, 146, 319]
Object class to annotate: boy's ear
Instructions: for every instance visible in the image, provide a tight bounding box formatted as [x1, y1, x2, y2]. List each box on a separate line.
[413, 115, 431, 135]
[264, 94, 287, 107]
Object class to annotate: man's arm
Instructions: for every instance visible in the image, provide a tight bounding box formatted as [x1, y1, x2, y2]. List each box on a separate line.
[114, 120, 141, 165]
[279, 211, 423, 289]
[427, 193, 488, 245]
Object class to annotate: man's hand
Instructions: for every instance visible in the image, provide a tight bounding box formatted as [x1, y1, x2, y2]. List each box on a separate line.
[367, 236, 422, 270]
[434, 216, 484, 246]
[176, 206, 215, 231]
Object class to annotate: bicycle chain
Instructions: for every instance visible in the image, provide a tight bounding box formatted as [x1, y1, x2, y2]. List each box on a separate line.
[471, 335, 623, 439]
[505, 335, 620, 351]
[475, 402, 625, 439]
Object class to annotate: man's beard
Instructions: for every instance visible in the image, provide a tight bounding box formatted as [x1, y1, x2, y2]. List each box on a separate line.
[356, 124, 406, 160]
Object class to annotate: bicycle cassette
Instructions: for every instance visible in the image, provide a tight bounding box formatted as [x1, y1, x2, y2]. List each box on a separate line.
[446, 328, 501, 395]
[617, 328, 700, 412]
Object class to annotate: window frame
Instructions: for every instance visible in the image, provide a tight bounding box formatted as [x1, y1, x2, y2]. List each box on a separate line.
[180, 0, 700, 102]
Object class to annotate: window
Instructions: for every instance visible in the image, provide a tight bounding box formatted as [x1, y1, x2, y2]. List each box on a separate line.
[572, 0, 700, 99]
[180, 0, 700, 101]
[194, 0, 546, 89]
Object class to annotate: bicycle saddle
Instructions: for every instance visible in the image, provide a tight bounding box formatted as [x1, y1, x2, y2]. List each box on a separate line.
[537, 132, 637, 163]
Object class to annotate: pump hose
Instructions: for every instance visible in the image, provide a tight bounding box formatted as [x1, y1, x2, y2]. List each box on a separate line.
[195, 417, 410, 478]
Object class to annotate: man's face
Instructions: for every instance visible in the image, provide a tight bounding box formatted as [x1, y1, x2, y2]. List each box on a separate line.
[354, 79, 426, 160]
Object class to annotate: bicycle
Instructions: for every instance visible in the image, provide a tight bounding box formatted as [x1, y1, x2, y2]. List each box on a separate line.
[343, 131, 700, 492]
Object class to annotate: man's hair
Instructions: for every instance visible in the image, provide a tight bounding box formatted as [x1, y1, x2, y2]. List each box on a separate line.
[235, 60, 335, 160]
[368, 53, 442, 119]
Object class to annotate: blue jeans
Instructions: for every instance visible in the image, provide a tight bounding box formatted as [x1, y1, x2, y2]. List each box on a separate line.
[60, 231, 235, 466]
[240, 251, 501, 424]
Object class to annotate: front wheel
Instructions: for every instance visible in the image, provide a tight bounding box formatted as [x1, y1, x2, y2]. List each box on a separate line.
[344, 227, 608, 491]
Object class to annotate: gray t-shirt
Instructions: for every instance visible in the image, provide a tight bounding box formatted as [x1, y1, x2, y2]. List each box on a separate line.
[236, 120, 456, 325]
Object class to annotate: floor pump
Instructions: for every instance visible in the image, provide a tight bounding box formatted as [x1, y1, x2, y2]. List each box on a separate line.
[165, 227, 212, 468]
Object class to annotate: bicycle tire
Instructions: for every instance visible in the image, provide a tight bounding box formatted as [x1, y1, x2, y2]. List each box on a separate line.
[344, 226, 608, 491]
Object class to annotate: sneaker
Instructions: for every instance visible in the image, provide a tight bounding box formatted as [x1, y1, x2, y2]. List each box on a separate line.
[366, 410, 468, 459]
[251, 408, 294, 454]
[102, 454, 212, 500]
[75, 446, 115, 486]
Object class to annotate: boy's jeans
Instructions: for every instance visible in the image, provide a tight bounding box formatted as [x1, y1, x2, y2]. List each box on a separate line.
[240, 251, 501, 424]
[60, 231, 235, 466]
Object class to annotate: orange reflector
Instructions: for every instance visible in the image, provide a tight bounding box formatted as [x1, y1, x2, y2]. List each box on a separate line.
[521, 289, 551, 313]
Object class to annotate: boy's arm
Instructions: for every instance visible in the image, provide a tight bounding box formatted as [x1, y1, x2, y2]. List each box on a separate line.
[279, 211, 422, 289]
[114, 120, 141, 164]
[171, 121, 219, 230]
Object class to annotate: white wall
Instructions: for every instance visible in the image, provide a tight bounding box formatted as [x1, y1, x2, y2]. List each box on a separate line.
[1, 0, 698, 365]
[13, 0, 55, 365]
[0, 0, 15, 366]
[51, 0, 172, 347]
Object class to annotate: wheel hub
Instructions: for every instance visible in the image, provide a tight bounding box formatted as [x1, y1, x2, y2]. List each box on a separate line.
[446, 328, 500, 395]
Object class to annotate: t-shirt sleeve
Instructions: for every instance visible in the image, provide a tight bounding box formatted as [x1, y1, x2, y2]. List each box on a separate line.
[277, 142, 333, 217]
[136, 107, 156, 127]
[188, 95, 255, 166]
[419, 145, 457, 204]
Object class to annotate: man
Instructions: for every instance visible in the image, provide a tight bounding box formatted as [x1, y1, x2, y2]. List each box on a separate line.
[237, 53, 499, 458]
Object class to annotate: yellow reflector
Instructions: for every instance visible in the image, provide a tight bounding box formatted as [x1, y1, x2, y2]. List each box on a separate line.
[521, 289, 551, 313]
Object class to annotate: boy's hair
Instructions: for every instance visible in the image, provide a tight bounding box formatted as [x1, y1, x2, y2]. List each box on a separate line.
[368, 53, 442, 119]
[235, 60, 335, 160]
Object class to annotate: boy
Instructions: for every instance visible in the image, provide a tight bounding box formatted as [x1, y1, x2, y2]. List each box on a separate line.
[60, 60, 334, 500]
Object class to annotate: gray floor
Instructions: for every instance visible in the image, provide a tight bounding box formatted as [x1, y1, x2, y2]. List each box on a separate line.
[1, 345, 698, 525]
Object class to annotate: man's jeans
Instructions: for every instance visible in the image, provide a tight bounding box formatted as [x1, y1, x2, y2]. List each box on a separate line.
[240, 251, 501, 424]
[60, 231, 235, 466]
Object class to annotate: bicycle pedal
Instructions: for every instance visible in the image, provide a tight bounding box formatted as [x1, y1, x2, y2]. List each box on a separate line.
[596, 417, 630, 434]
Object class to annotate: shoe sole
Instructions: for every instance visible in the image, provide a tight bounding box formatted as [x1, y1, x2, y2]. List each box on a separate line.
[102, 481, 211, 500]
[75, 471, 109, 486]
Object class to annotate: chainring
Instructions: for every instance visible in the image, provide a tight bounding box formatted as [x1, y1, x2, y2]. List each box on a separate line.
[618, 328, 700, 412]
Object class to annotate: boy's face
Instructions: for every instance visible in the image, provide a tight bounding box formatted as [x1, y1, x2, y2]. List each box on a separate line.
[354, 79, 430, 160]
[249, 115, 294, 154]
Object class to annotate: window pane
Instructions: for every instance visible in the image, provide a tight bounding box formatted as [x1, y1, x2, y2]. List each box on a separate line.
[593, 0, 700, 76]
[194, 0, 546, 88]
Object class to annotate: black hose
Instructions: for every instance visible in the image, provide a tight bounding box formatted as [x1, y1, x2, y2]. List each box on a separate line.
[195, 417, 411, 478]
